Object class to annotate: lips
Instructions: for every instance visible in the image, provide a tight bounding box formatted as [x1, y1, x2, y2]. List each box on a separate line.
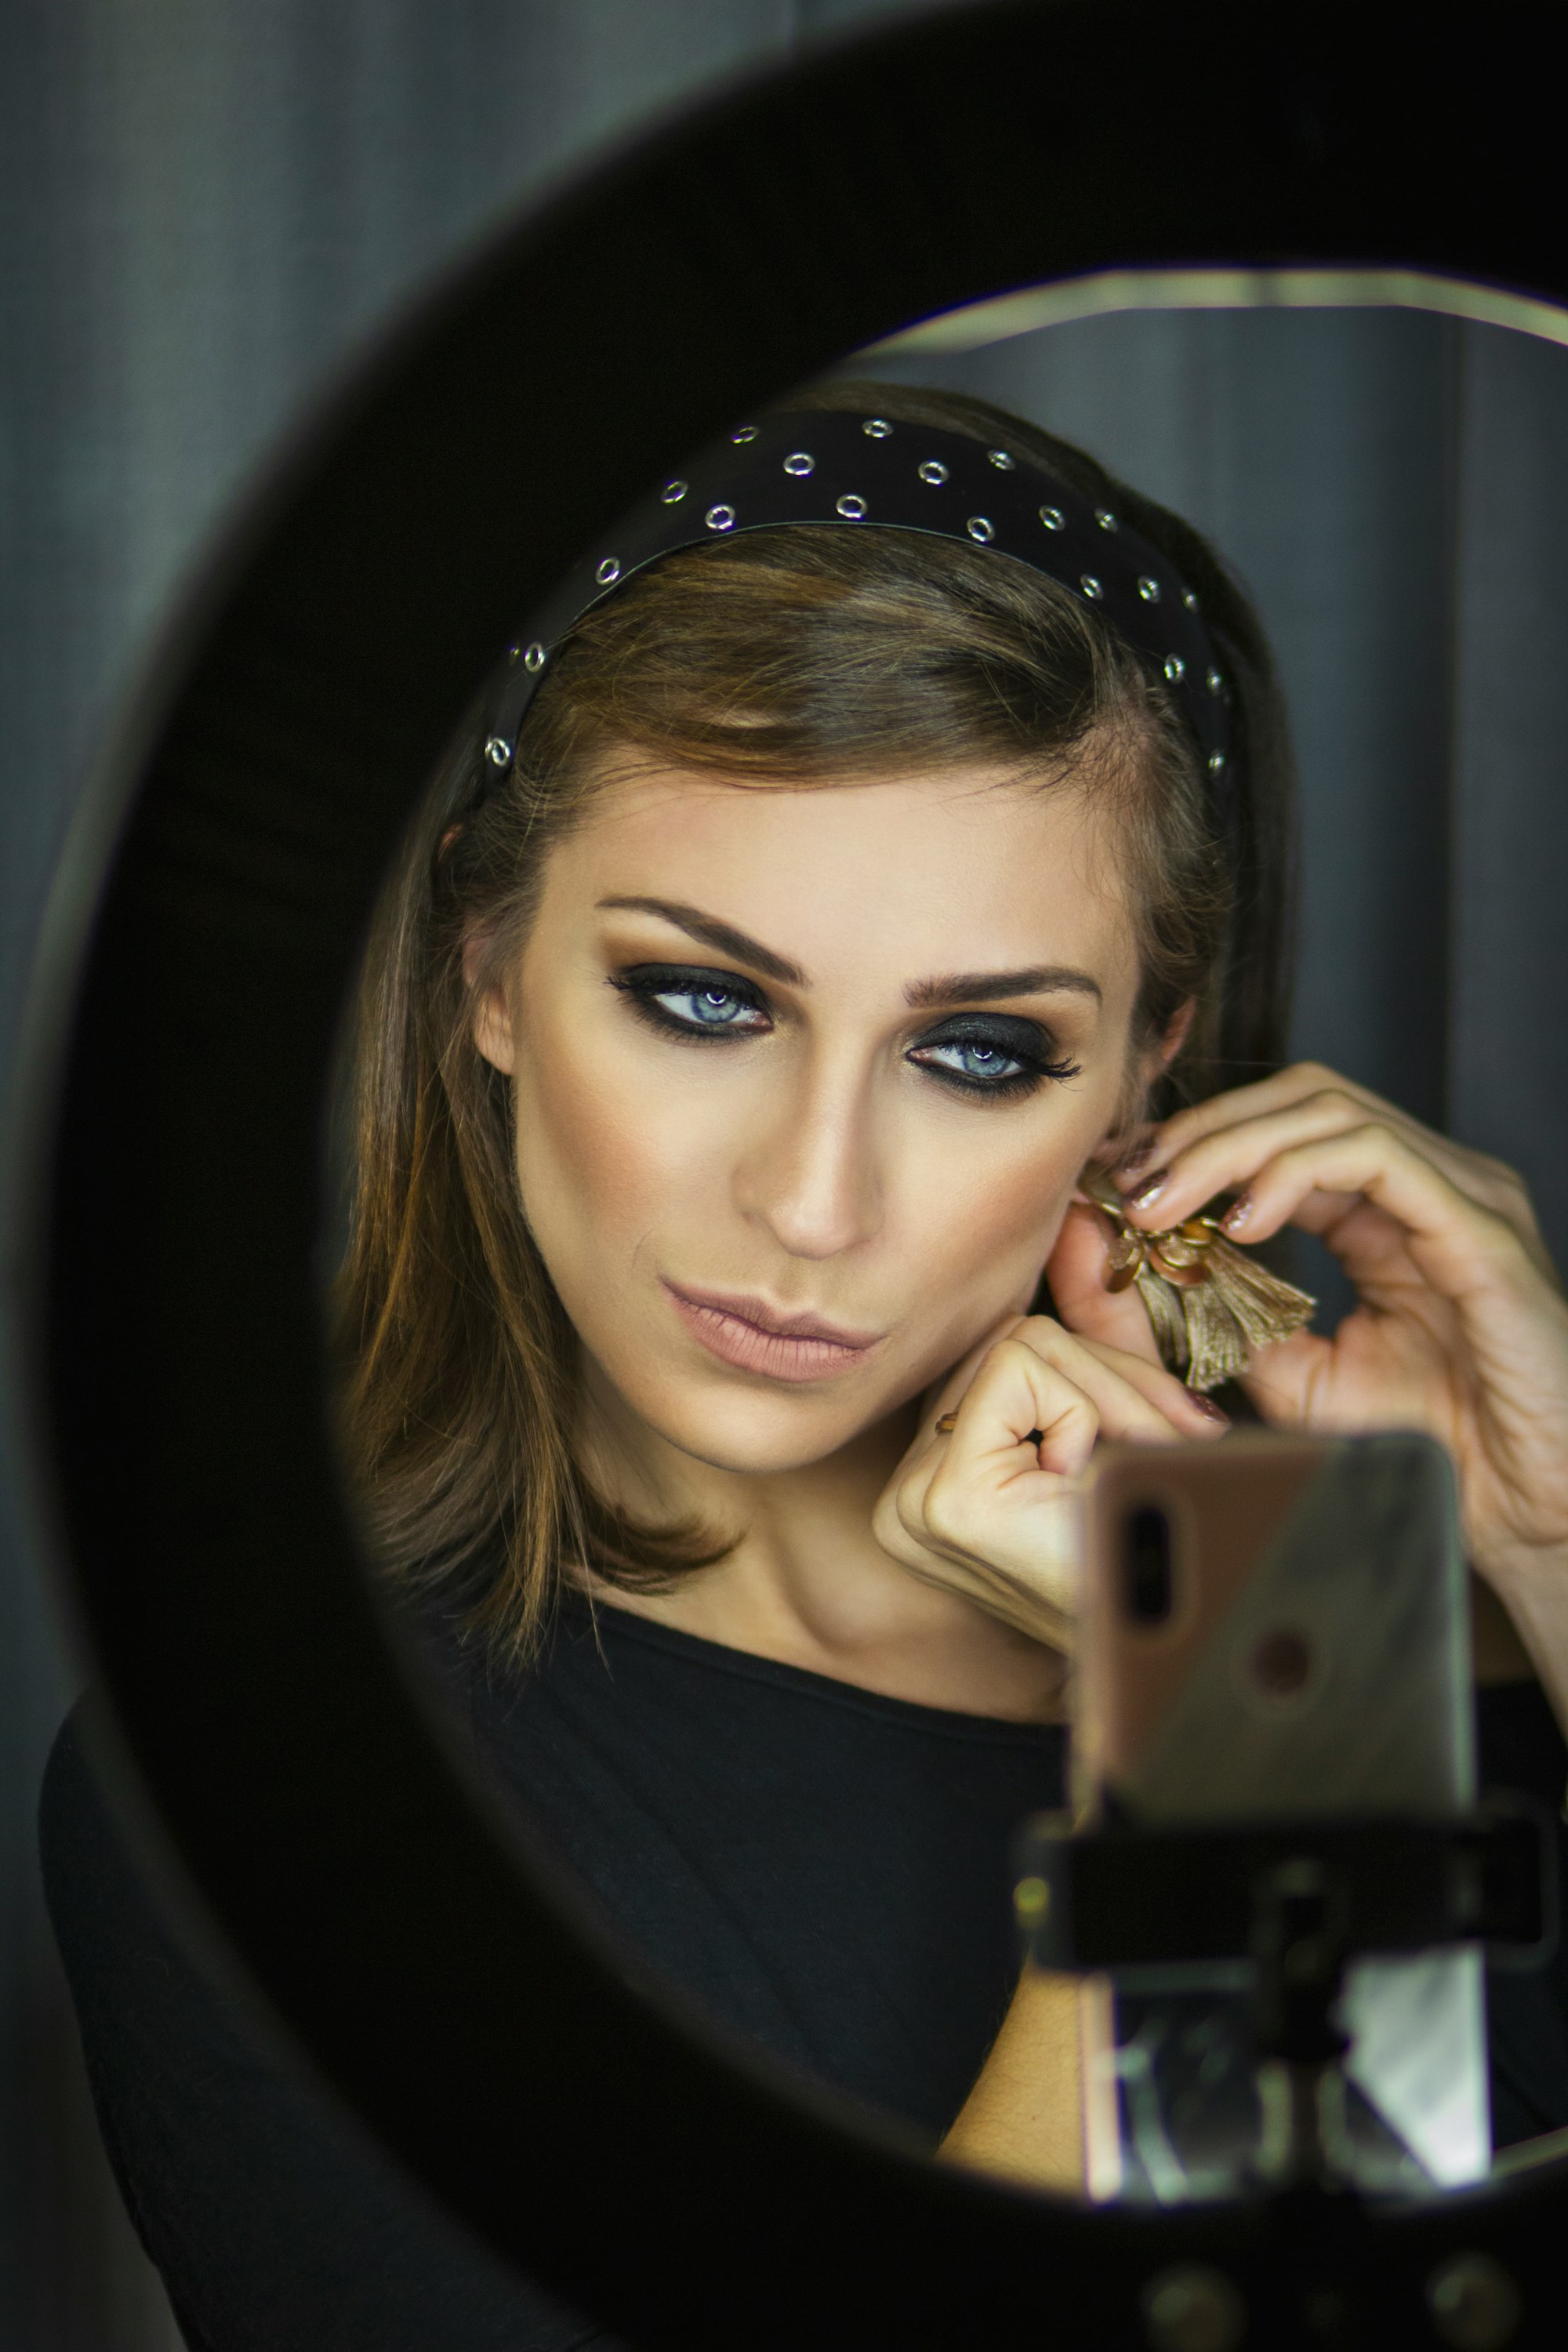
[662, 1281, 882, 1385]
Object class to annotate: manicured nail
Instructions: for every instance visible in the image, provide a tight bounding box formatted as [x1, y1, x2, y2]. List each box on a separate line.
[1114, 1137, 1156, 1182]
[1220, 1192, 1253, 1236]
[1185, 1390, 1230, 1427]
[1125, 1170, 1169, 1210]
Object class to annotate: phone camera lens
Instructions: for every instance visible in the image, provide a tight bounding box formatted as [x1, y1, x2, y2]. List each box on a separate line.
[1250, 1627, 1313, 1698]
[1124, 1504, 1173, 1623]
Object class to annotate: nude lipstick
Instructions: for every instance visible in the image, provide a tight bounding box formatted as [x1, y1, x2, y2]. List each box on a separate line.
[662, 1281, 881, 1385]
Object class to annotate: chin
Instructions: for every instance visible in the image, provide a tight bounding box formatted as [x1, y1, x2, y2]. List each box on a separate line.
[622, 1367, 906, 1477]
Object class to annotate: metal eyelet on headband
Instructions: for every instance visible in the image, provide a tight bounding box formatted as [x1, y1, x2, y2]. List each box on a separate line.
[485, 735, 513, 768]
[515, 432, 1237, 786]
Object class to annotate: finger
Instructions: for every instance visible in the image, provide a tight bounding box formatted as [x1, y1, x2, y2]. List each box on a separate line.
[913, 1331, 1185, 1638]
[1118, 1094, 1361, 1230]
[1135, 1065, 1386, 1161]
[1139, 1063, 1443, 1170]
[886, 1324, 1213, 1652]
[898, 1344, 1093, 1620]
[873, 1447, 1082, 1648]
[1231, 1327, 1338, 1429]
[884, 1345, 1091, 1607]
[1117, 1087, 1465, 1236]
[919, 1308, 1227, 1483]
[1130, 1065, 1544, 1247]
[915, 1312, 1031, 1441]
[949, 1323, 1216, 1466]
[917, 1288, 1207, 1438]
[1229, 1316, 1473, 1447]
[1209, 1123, 1534, 1305]
[930, 1334, 1104, 1483]
[1045, 1200, 1165, 1366]
[1011, 1314, 1231, 1439]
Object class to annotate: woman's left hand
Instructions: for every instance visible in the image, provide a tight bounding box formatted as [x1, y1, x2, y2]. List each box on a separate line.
[1046, 1063, 1568, 1641]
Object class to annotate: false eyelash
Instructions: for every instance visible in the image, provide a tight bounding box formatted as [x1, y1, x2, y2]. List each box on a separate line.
[907, 1013, 1081, 1099]
[911, 1054, 1080, 1102]
[609, 967, 1083, 1098]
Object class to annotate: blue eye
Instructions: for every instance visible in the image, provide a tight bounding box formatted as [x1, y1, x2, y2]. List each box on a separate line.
[659, 985, 755, 1028]
[922, 1040, 1025, 1083]
[612, 964, 769, 1041]
[907, 1014, 1081, 1098]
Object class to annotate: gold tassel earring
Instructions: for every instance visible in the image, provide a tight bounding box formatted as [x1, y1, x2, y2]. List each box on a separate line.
[1080, 1173, 1316, 1393]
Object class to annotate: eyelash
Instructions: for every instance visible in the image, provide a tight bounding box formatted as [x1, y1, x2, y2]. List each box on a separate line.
[608, 965, 1082, 1099]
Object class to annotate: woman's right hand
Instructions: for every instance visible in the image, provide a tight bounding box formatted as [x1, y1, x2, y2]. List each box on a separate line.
[871, 1313, 1228, 1648]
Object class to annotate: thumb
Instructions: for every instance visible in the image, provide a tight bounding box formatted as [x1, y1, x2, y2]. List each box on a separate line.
[1045, 1199, 1164, 1365]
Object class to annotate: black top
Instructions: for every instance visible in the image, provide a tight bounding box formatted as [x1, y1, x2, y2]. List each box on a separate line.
[38, 1593, 1568, 2352]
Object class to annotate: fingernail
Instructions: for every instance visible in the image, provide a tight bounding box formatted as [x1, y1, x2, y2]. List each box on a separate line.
[1114, 1138, 1155, 1182]
[1125, 1170, 1169, 1210]
[1185, 1390, 1230, 1427]
[1220, 1192, 1253, 1236]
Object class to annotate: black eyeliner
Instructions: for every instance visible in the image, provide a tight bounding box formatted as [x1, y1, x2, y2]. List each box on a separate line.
[608, 966, 1082, 1094]
[608, 962, 771, 1044]
[907, 1010, 1082, 1097]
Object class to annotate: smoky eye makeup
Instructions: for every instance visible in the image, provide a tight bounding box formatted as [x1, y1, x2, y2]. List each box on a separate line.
[608, 964, 1083, 1098]
[906, 1011, 1082, 1098]
[608, 961, 771, 1040]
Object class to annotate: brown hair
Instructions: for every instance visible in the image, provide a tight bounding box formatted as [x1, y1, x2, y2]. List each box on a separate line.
[333, 381, 1298, 1657]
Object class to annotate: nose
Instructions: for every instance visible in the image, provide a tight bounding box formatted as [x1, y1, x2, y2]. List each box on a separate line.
[733, 1053, 884, 1262]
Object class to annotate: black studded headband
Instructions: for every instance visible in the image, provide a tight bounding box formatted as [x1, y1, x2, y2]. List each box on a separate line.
[479, 405, 1236, 818]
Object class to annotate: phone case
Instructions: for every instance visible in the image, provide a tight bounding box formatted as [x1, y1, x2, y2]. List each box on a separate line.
[1073, 1429, 1486, 2201]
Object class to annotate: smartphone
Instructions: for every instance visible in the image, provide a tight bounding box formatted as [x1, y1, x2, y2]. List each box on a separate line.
[1071, 1428, 1486, 2202]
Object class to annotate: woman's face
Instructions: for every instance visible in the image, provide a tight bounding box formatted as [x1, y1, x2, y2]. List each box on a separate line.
[474, 756, 1153, 1475]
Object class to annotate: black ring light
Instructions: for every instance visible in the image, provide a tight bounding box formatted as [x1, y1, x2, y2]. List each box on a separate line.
[22, 2, 1568, 2343]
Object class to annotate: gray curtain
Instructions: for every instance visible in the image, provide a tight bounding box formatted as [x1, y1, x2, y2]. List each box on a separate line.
[3, 5, 1565, 2345]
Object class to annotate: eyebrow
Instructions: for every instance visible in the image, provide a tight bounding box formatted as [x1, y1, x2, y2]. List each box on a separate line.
[597, 897, 806, 985]
[597, 897, 1102, 1008]
[906, 965, 1103, 1008]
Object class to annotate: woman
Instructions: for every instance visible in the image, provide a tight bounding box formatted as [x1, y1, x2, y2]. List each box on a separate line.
[43, 383, 1568, 2349]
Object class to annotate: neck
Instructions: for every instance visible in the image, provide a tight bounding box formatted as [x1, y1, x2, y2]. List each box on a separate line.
[572, 1365, 1067, 1724]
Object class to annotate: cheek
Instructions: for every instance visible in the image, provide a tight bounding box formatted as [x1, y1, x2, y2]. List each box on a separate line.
[906, 1068, 1118, 1243]
[508, 1024, 721, 1265]
[913, 1135, 1073, 1293]
[887, 1088, 1119, 1341]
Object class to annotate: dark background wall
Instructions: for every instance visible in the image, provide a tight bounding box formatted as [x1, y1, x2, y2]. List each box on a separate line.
[3, 6, 1565, 2346]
